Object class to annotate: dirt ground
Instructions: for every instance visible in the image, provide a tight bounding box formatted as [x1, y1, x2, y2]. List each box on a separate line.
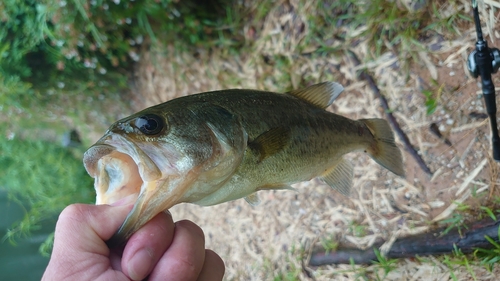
[96, 1, 500, 280]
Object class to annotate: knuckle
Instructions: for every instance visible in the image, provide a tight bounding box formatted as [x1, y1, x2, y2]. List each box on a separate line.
[176, 220, 205, 243]
[57, 204, 91, 226]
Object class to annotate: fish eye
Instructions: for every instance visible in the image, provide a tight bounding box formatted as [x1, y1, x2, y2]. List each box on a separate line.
[135, 114, 164, 135]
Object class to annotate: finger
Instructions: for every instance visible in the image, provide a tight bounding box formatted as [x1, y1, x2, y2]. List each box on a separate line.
[148, 220, 206, 281]
[197, 250, 225, 281]
[121, 211, 175, 280]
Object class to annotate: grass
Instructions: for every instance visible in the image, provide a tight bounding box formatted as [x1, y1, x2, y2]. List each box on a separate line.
[474, 226, 500, 271]
[0, 129, 94, 254]
[438, 201, 470, 236]
[303, 0, 469, 69]
[268, 244, 305, 281]
[1, 0, 499, 279]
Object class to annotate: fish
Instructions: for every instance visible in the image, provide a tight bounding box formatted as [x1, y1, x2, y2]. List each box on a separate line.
[83, 82, 405, 246]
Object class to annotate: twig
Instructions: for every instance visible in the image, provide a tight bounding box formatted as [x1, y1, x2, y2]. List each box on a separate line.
[309, 216, 500, 265]
[346, 51, 433, 175]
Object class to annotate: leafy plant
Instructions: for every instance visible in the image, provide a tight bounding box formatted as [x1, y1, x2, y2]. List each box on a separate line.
[474, 225, 500, 271]
[304, 0, 469, 66]
[371, 248, 399, 280]
[348, 220, 368, 237]
[0, 132, 94, 254]
[442, 245, 477, 281]
[438, 202, 470, 236]
[320, 235, 339, 255]
[0, 0, 242, 110]
[423, 89, 438, 115]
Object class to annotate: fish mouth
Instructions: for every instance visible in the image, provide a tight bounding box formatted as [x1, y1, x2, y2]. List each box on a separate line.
[83, 133, 174, 247]
[83, 134, 162, 206]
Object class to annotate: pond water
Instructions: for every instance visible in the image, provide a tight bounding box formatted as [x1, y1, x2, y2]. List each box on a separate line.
[0, 190, 55, 280]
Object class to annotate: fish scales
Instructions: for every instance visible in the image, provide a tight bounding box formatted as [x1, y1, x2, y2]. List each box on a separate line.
[174, 92, 367, 204]
[82, 82, 405, 245]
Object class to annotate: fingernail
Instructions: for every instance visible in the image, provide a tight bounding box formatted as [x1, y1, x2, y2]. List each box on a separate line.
[164, 209, 172, 217]
[128, 247, 154, 280]
[110, 194, 136, 207]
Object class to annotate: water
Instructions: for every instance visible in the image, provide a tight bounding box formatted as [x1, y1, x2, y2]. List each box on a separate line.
[0, 189, 56, 280]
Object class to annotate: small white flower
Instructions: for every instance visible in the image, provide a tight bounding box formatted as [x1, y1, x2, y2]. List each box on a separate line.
[135, 35, 143, 44]
[7, 132, 15, 140]
[128, 51, 140, 62]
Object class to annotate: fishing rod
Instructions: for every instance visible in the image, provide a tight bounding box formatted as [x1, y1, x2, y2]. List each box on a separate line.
[467, 0, 500, 161]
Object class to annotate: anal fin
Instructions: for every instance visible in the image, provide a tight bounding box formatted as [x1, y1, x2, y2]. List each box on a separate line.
[244, 193, 261, 206]
[319, 158, 353, 196]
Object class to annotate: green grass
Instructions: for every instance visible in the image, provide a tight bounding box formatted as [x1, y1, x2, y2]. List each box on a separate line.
[268, 244, 305, 281]
[303, 0, 469, 71]
[0, 131, 94, 254]
[474, 226, 500, 271]
[0, 0, 495, 276]
[348, 220, 368, 237]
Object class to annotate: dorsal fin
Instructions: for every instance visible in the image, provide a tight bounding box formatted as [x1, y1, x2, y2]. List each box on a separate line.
[287, 82, 344, 109]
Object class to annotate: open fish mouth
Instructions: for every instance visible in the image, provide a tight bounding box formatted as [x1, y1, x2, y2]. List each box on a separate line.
[84, 133, 184, 246]
[83, 134, 162, 206]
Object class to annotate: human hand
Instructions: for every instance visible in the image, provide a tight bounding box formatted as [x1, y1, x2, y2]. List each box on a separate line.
[42, 196, 225, 281]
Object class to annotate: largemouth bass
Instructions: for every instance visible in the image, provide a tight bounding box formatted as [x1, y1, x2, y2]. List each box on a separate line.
[83, 82, 405, 245]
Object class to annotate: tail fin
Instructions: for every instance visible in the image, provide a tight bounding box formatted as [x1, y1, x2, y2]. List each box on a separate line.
[360, 118, 405, 177]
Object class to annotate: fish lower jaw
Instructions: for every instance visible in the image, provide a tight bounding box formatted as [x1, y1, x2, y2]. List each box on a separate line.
[95, 151, 144, 205]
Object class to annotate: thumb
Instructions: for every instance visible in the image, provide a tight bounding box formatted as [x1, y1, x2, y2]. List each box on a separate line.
[43, 195, 137, 280]
[53, 195, 136, 253]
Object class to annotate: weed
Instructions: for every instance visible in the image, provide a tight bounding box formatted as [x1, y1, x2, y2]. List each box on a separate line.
[422, 80, 444, 115]
[348, 220, 368, 237]
[269, 244, 304, 281]
[473, 220, 500, 272]
[0, 130, 94, 254]
[439, 212, 467, 236]
[1, 0, 245, 111]
[349, 258, 369, 281]
[371, 248, 399, 279]
[479, 206, 497, 221]
[442, 245, 478, 281]
[320, 235, 339, 255]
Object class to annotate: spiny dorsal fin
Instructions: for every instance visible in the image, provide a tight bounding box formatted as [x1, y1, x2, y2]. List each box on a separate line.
[319, 158, 353, 196]
[248, 127, 290, 162]
[287, 82, 344, 109]
[244, 193, 261, 206]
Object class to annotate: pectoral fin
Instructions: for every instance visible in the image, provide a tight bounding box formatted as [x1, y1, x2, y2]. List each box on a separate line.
[287, 82, 344, 109]
[319, 158, 353, 196]
[249, 127, 290, 162]
[244, 193, 261, 206]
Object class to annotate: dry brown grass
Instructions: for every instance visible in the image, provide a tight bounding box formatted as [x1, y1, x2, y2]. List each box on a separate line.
[86, 0, 500, 279]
